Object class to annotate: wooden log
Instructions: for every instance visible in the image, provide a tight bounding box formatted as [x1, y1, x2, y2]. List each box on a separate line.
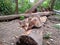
[16, 29, 43, 45]
[49, 0, 56, 10]
[25, 0, 45, 13]
[0, 11, 54, 20]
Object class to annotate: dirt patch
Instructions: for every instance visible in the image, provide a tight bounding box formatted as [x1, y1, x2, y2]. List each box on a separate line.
[42, 16, 60, 45]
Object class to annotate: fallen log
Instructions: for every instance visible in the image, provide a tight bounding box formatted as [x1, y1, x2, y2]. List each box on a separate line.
[0, 11, 54, 20]
[16, 29, 43, 45]
[25, 0, 45, 13]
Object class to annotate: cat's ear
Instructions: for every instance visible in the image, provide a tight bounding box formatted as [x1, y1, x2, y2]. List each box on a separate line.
[23, 23, 29, 31]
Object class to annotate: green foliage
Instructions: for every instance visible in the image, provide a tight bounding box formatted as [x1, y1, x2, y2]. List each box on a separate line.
[41, 0, 50, 8]
[11, 3, 16, 13]
[1, 0, 60, 15]
[54, 0, 60, 10]
[20, 16, 25, 20]
[0, 0, 13, 15]
[18, 0, 32, 13]
[43, 32, 51, 39]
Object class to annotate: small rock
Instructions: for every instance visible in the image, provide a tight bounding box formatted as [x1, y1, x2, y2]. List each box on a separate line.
[46, 41, 50, 45]
[11, 43, 14, 45]
[3, 40, 6, 43]
[50, 39, 54, 42]
[15, 36, 19, 39]
[12, 37, 15, 40]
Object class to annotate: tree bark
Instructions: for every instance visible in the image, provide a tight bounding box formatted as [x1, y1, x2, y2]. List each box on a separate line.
[0, 11, 54, 20]
[16, 29, 43, 45]
[15, 0, 18, 14]
[25, 0, 45, 13]
[50, 0, 56, 10]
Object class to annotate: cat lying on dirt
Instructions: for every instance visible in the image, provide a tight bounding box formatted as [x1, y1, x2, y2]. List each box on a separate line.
[19, 16, 47, 31]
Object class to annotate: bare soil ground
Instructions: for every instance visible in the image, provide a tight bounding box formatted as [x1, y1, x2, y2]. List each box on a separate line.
[0, 15, 60, 45]
[43, 15, 60, 45]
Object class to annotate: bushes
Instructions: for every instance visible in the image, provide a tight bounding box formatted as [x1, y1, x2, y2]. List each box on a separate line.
[0, 0, 13, 15]
[0, 0, 60, 15]
[54, 0, 60, 10]
[18, 0, 32, 13]
[41, 0, 50, 8]
[0, 0, 32, 15]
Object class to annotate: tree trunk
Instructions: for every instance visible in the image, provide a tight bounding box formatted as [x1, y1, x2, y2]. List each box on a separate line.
[50, 0, 56, 10]
[25, 0, 45, 13]
[15, 0, 18, 14]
